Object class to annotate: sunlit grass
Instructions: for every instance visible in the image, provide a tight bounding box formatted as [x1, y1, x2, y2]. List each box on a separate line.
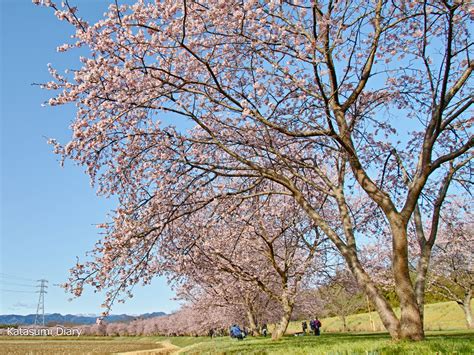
[170, 331, 474, 354]
[287, 300, 473, 334]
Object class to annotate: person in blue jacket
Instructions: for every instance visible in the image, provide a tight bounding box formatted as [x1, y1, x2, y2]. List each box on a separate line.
[229, 324, 244, 340]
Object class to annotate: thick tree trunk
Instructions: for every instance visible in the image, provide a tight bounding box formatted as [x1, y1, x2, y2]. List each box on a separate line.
[414, 245, 432, 323]
[272, 298, 293, 340]
[459, 290, 473, 329]
[272, 312, 291, 340]
[413, 204, 430, 324]
[391, 219, 424, 340]
[246, 308, 260, 336]
[344, 249, 401, 339]
[294, 191, 418, 340]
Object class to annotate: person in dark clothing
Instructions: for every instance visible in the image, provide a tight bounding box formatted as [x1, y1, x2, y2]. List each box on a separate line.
[309, 319, 315, 333]
[314, 317, 322, 336]
[261, 324, 268, 337]
[302, 321, 308, 334]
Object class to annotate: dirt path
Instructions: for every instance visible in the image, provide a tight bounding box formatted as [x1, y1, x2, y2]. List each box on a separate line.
[174, 342, 205, 354]
[115, 340, 181, 355]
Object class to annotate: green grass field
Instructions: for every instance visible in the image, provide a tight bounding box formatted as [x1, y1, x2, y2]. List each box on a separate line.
[0, 301, 472, 354]
[158, 331, 474, 354]
[287, 300, 474, 333]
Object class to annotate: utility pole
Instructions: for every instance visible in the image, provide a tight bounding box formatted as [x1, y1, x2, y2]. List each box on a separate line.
[366, 294, 376, 332]
[34, 279, 48, 326]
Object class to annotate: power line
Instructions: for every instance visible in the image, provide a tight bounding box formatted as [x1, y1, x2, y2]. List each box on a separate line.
[0, 273, 36, 282]
[0, 289, 36, 293]
[0, 273, 62, 286]
[0, 281, 36, 288]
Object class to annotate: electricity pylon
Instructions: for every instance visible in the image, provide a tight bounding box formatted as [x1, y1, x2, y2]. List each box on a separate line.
[34, 279, 48, 326]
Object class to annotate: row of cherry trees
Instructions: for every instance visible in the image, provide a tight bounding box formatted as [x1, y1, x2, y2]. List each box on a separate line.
[160, 195, 335, 339]
[35, 0, 472, 341]
[78, 303, 246, 337]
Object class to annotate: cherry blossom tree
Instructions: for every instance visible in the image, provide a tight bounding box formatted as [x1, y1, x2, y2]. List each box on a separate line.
[292, 289, 326, 324]
[177, 279, 278, 336]
[319, 270, 365, 332]
[174, 282, 276, 336]
[360, 196, 474, 328]
[35, 0, 473, 340]
[138, 300, 243, 336]
[427, 201, 473, 329]
[163, 195, 329, 339]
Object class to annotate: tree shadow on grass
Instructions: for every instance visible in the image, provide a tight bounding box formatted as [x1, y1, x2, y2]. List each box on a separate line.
[189, 335, 385, 354]
[183, 331, 474, 355]
[425, 331, 474, 340]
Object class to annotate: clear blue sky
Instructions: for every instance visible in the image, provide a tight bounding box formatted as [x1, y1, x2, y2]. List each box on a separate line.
[0, 1, 179, 316]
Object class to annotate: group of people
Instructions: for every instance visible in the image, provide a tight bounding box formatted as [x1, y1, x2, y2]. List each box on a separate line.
[229, 323, 268, 340]
[228, 319, 321, 340]
[302, 317, 322, 336]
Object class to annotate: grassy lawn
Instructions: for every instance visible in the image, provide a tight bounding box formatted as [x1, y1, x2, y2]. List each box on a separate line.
[287, 300, 474, 333]
[158, 331, 473, 354]
[0, 331, 472, 354]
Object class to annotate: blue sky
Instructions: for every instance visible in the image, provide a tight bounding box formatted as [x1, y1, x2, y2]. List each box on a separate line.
[0, 0, 179, 316]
